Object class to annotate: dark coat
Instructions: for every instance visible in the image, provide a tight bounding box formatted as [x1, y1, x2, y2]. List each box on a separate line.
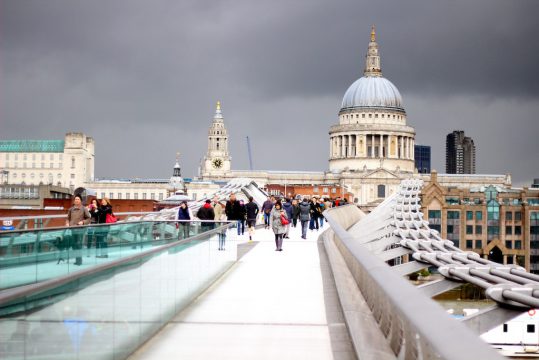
[97, 205, 113, 224]
[245, 201, 259, 221]
[299, 201, 311, 221]
[282, 202, 293, 220]
[292, 204, 300, 219]
[178, 206, 191, 220]
[197, 204, 215, 221]
[261, 200, 273, 214]
[225, 200, 243, 220]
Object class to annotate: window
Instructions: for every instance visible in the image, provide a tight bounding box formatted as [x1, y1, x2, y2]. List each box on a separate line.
[71, 157, 75, 168]
[377, 184, 385, 198]
[362, 114, 365, 118]
[151, 193, 155, 200]
[515, 240, 522, 249]
[505, 240, 512, 249]
[515, 226, 521, 235]
[101, 193, 105, 199]
[475, 225, 482, 234]
[466, 211, 473, 220]
[159, 193, 164, 200]
[447, 225, 454, 233]
[70, 174, 75, 179]
[126, 193, 130, 199]
[117, 193, 122, 199]
[466, 225, 473, 234]
[515, 212, 522, 221]
[527, 324, 535, 333]
[134, 193, 139, 200]
[466, 240, 473, 249]
[369, 114, 372, 118]
[313, 187, 319, 193]
[142, 193, 147, 200]
[332, 188, 336, 193]
[506, 212, 513, 221]
[475, 240, 482, 249]
[447, 211, 460, 219]
[506, 226, 512, 235]
[323, 188, 328, 193]
[109, 192, 114, 199]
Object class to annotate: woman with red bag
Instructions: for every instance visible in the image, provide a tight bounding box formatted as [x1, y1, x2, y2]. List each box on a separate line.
[269, 201, 288, 252]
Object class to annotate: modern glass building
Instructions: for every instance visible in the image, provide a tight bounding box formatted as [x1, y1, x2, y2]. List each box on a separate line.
[414, 145, 431, 173]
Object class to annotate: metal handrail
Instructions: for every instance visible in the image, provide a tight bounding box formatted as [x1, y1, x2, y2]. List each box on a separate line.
[324, 206, 504, 360]
[0, 211, 160, 222]
[0, 221, 234, 307]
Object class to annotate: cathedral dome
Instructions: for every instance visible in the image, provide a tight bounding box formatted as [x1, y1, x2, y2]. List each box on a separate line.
[341, 76, 403, 111]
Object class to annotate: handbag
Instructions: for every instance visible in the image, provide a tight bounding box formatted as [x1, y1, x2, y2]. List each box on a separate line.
[106, 213, 118, 223]
[280, 214, 289, 226]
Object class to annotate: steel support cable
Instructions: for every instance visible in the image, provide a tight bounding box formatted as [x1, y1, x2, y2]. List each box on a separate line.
[469, 268, 520, 285]
[511, 269, 539, 283]
[502, 290, 539, 308]
[489, 269, 536, 285]
[417, 253, 446, 268]
[447, 268, 492, 289]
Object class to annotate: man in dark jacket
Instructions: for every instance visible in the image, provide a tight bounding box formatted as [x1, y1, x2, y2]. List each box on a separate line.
[197, 199, 216, 232]
[225, 193, 243, 235]
[282, 198, 293, 238]
[245, 196, 259, 241]
[299, 198, 311, 239]
[261, 196, 274, 229]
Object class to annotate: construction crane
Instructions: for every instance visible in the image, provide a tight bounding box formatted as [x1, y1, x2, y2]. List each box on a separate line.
[246, 136, 254, 170]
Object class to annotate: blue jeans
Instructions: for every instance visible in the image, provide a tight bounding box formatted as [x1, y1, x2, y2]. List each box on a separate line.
[318, 216, 324, 227]
[237, 220, 245, 235]
[309, 217, 319, 230]
[264, 212, 270, 226]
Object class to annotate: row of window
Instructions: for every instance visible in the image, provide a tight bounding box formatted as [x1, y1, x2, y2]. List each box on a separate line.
[3, 162, 63, 169]
[3, 153, 64, 161]
[342, 113, 404, 120]
[464, 239, 523, 250]
[99, 192, 165, 201]
[9, 173, 72, 179]
[431, 210, 523, 221]
[313, 187, 337, 193]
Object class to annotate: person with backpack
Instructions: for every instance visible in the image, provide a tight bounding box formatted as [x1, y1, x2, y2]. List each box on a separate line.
[245, 196, 259, 241]
[299, 198, 311, 239]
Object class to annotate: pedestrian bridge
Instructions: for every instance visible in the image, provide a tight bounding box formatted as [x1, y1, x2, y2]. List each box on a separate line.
[1, 179, 534, 359]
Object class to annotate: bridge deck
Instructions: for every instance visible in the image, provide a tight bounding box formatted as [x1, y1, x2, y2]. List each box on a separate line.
[129, 224, 356, 360]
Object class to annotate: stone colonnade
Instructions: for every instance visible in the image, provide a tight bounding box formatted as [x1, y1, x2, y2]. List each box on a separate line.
[330, 133, 414, 160]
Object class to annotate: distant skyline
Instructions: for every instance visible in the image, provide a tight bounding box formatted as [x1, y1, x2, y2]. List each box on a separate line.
[1, 0, 538, 186]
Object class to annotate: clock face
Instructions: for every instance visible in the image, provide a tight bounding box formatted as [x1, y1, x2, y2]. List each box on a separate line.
[212, 158, 223, 169]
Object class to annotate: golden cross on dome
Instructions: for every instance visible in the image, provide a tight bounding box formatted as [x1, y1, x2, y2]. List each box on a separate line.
[371, 25, 376, 42]
[216, 101, 221, 111]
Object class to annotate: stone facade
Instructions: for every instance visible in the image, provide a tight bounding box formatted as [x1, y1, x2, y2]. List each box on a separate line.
[0, 132, 94, 192]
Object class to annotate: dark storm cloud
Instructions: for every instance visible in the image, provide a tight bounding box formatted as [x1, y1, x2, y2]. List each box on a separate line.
[1, 0, 538, 184]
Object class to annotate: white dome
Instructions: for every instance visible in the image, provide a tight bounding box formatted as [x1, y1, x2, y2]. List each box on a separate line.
[341, 76, 404, 111]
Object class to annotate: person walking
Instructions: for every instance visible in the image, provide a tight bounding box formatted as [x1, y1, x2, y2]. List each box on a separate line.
[318, 200, 325, 228]
[95, 197, 113, 258]
[299, 198, 311, 239]
[197, 199, 215, 233]
[225, 193, 243, 236]
[66, 194, 91, 266]
[282, 198, 293, 239]
[212, 196, 224, 221]
[291, 199, 300, 228]
[309, 198, 320, 231]
[212, 196, 226, 250]
[87, 199, 99, 255]
[245, 196, 259, 241]
[177, 201, 193, 239]
[238, 200, 246, 235]
[269, 201, 288, 251]
[261, 196, 274, 229]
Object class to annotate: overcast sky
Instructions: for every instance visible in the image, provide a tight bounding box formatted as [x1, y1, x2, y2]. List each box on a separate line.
[1, 0, 538, 186]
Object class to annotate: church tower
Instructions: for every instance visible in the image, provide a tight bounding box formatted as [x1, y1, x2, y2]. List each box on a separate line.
[201, 101, 232, 178]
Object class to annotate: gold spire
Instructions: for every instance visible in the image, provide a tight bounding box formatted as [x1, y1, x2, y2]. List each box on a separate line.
[216, 101, 221, 111]
[370, 25, 376, 42]
[176, 152, 181, 162]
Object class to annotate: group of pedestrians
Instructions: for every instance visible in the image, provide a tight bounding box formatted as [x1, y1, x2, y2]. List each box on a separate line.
[62, 195, 115, 266]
